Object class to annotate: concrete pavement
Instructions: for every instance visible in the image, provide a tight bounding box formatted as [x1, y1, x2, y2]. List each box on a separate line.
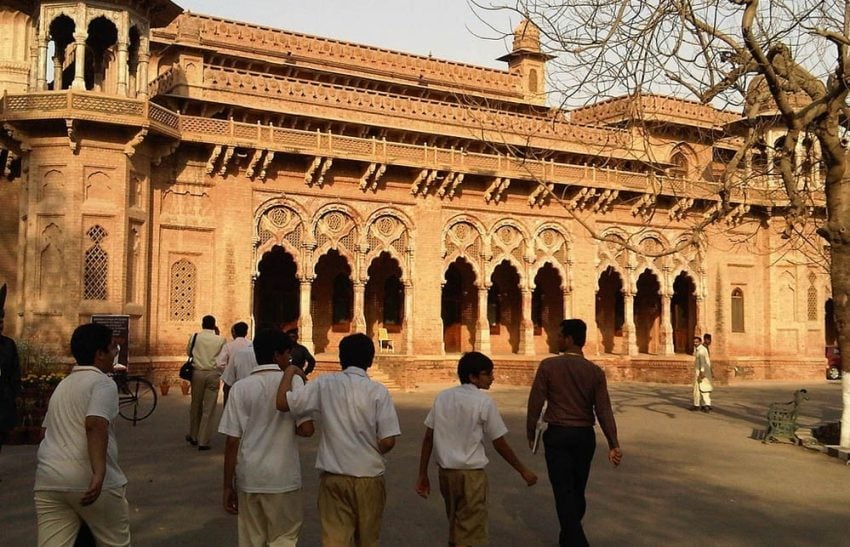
[1, 379, 849, 546]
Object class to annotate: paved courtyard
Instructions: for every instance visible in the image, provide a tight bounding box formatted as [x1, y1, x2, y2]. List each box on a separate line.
[1, 379, 849, 546]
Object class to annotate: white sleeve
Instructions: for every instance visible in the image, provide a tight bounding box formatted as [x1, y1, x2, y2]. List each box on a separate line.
[482, 398, 508, 441]
[218, 384, 243, 437]
[375, 389, 401, 439]
[87, 378, 119, 422]
[287, 376, 320, 417]
[290, 376, 313, 426]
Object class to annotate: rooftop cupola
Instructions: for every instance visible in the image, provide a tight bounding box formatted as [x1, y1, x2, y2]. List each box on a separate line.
[24, 0, 181, 97]
[497, 19, 554, 106]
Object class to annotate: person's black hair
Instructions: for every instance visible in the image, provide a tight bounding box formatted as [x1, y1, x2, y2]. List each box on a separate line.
[285, 328, 299, 337]
[232, 322, 249, 338]
[703, 333, 712, 342]
[253, 328, 293, 365]
[339, 333, 374, 370]
[71, 323, 113, 365]
[560, 319, 587, 347]
[457, 352, 494, 384]
[202, 315, 216, 329]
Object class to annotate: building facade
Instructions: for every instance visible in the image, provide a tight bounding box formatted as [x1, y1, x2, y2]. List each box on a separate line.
[0, 0, 831, 386]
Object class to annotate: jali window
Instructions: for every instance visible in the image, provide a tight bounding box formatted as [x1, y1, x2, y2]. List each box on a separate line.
[83, 225, 108, 300]
[170, 259, 196, 322]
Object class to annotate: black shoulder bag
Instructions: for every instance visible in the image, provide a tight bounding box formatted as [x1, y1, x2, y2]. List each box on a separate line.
[179, 334, 198, 381]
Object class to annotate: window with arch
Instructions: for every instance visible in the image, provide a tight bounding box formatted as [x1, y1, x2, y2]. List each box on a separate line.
[528, 69, 538, 93]
[731, 287, 745, 333]
[83, 225, 109, 300]
[383, 276, 403, 326]
[670, 150, 689, 178]
[170, 259, 196, 322]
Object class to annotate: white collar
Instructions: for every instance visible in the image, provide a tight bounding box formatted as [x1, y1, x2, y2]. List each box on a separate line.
[71, 365, 105, 375]
[250, 364, 282, 374]
[343, 367, 369, 378]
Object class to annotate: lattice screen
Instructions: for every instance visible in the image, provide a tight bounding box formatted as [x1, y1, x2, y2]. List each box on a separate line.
[170, 259, 197, 322]
[83, 225, 109, 300]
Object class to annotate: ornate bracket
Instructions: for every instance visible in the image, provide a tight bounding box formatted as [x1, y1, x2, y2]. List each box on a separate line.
[151, 140, 180, 166]
[206, 145, 223, 175]
[258, 151, 275, 181]
[246, 149, 263, 179]
[591, 189, 619, 213]
[668, 197, 695, 221]
[485, 177, 511, 203]
[437, 172, 464, 198]
[305, 156, 333, 187]
[2, 123, 29, 153]
[569, 187, 599, 211]
[529, 181, 554, 207]
[65, 119, 78, 152]
[219, 146, 235, 176]
[359, 162, 385, 192]
[631, 193, 655, 219]
[123, 128, 148, 157]
[411, 168, 439, 196]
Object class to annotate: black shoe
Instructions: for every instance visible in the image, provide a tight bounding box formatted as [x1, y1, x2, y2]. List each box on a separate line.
[198, 445, 211, 451]
[185, 435, 198, 446]
[701, 406, 712, 413]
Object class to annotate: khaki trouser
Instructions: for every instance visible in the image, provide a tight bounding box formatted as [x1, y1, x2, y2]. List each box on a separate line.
[319, 473, 386, 547]
[189, 369, 221, 446]
[438, 468, 489, 546]
[35, 487, 130, 547]
[238, 490, 303, 547]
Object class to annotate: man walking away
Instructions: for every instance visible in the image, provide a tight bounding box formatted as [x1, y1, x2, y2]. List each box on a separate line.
[186, 315, 225, 450]
[286, 328, 316, 376]
[219, 328, 314, 546]
[218, 322, 251, 405]
[527, 319, 622, 547]
[276, 333, 400, 547]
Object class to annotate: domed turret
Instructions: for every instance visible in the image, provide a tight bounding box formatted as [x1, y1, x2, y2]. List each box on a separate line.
[498, 18, 553, 106]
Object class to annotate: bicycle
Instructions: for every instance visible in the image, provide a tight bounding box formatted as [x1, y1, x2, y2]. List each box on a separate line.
[111, 370, 157, 425]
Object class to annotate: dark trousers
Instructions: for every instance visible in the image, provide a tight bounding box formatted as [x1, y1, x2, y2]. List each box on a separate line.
[543, 425, 596, 547]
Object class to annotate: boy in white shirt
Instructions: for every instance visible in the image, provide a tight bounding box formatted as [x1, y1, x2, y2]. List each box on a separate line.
[415, 352, 537, 547]
[34, 322, 129, 546]
[276, 333, 400, 547]
[218, 328, 314, 547]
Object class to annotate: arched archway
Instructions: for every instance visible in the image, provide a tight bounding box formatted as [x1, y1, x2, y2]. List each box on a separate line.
[313, 250, 353, 354]
[490, 260, 522, 354]
[48, 15, 75, 90]
[596, 267, 624, 354]
[365, 251, 404, 343]
[672, 273, 697, 353]
[253, 246, 299, 332]
[635, 269, 661, 354]
[86, 16, 118, 92]
[442, 258, 477, 353]
[533, 264, 564, 354]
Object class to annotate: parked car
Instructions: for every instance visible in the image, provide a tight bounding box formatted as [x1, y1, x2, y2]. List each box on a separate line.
[825, 345, 842, 380]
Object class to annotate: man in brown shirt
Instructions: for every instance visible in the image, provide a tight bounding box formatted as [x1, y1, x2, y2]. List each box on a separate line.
[527, 318, 622, 547]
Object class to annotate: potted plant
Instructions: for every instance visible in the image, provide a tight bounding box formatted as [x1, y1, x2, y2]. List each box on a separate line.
[180, 380, 191, 396]
[159, 377, 174, 396]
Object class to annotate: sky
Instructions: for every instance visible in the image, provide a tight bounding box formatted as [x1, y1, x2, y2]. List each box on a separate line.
[175, 0, 515, 69]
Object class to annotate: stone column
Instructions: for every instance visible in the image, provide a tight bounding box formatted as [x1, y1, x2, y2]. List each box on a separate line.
[694, 295, 705, 339]
[660, 292, 674, 355]
[520, 287, 535, 355]
[475, 285, 491, 354]
[623, 291, 637, 356]
[72, 32, 87, 90]
[137, 38, 150, 99]
[116, 41, 128, 96]
[403, 280, 413, 354]
[353, 280, 367, 333]
[298, 279, 314, 354]
[37, 37, 48, 90]
[52, 55, 64, 90]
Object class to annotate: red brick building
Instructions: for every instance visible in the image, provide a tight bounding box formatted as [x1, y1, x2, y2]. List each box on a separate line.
[0, 1, 830, 386]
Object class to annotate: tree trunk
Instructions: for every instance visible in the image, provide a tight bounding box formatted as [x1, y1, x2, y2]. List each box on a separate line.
[827, 162, 850, 448]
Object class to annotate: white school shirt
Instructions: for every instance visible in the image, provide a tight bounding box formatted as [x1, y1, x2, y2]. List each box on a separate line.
[35, 366, 127, 492]
[216, 337, 252, 372]
[218, 365, 308, 493]
[221, 345, 258, 387]
[287, 367, 401, 477]
[424, 384, 508, 470]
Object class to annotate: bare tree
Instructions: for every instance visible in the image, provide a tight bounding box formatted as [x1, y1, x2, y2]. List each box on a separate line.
[472, 0, 850, 446]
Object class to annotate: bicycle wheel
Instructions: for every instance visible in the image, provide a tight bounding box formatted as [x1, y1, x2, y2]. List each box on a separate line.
[118, 377, 157, 422]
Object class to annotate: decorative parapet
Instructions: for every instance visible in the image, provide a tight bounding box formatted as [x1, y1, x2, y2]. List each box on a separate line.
[570, 94, 740, 129]
[0, 91, 817, 209]
[153, 12, 523, 101]
[197, 65, 630, 153]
